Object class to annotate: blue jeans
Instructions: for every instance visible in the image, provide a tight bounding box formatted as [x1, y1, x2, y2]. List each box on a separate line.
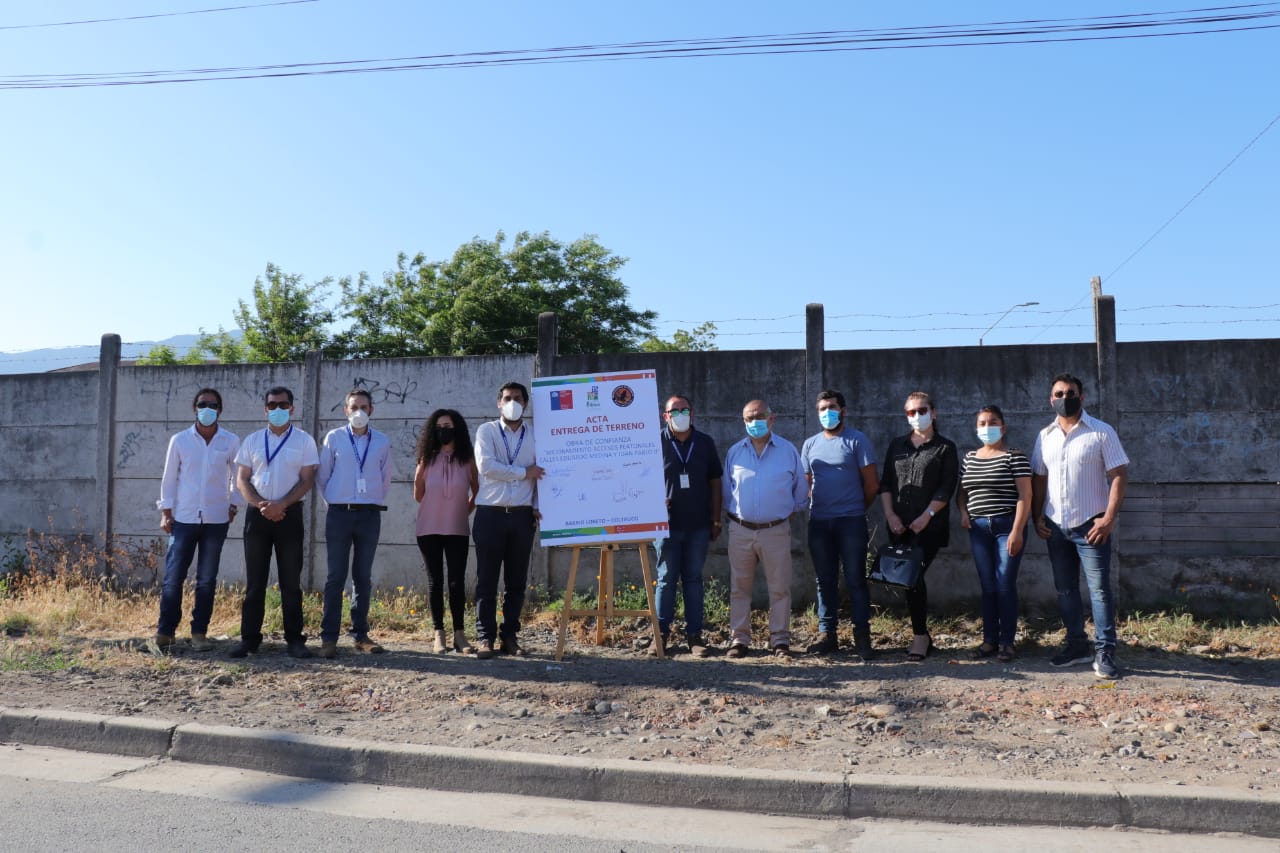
[157, 520, 229, 636]
[1046, 517, 1116, 652]
[968, 514, 1023, 647]
[654, 527, 712, 636]
[321, 508, 382, 643]
[807, 515, 870, 634]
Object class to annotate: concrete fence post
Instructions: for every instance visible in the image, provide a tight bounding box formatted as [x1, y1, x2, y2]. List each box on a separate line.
[1092, 277, 1117, 424]
[303, 350, 324, 591]
[95, 334, 121, 577]
[805, 303, 825, 408]
[1091, 278, 1121, 605]
[536, 311, 558, 378]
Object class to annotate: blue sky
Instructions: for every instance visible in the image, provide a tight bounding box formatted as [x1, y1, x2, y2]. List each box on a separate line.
[2, 1, 1277, 359]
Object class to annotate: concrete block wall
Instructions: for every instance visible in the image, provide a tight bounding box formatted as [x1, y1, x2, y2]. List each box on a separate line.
[1, 307, 1277, 620]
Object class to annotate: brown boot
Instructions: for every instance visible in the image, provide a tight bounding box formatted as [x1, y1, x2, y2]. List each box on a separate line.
[432, 630, 447, 654]
[189, 633, 213, 652]
[453, 631, 474, 654]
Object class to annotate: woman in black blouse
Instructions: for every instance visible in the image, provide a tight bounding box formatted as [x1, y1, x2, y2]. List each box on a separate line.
[879, 391, 959, 661]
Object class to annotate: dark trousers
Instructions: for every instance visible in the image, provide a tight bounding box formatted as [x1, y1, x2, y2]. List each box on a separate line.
[417, 534, 470, 631]
[472, 506, 535, 643]
[903, 543, 942, 635]
[241, 504, 306, 646]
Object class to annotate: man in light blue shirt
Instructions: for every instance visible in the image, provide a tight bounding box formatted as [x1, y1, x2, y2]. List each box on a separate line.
[317, 389, 394, 658]
[800, 389, 878, 660]
[722, 399, 808, 658]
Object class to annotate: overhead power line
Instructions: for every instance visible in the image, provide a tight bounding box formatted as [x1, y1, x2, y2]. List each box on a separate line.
[3, 4, 1278, 89]
[0, 0, 319, 32]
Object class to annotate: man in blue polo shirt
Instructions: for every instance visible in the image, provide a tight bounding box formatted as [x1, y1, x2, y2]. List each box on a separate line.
[317, 388, 395, 659]
[801, 389, 879, 660]
[652, 394, 722, 658]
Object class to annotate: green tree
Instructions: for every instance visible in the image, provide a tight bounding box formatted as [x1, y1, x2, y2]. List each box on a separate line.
[338, 231, 656, 357]
[639, 321, 719, 353]
[234, 264, 338, 362]
[192, 327, 251, 364]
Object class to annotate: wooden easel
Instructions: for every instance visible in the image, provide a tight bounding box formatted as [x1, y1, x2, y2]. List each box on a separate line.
[554, 540, 664, 661]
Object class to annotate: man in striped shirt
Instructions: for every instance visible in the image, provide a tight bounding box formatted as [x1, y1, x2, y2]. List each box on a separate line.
[1031, 373, 1129, 679]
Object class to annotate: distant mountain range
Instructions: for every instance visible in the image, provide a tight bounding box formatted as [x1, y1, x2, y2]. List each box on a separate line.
[0, 334, 205, 375]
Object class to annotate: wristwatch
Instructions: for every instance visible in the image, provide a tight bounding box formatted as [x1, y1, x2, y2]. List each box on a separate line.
[926, 508, 937, 518]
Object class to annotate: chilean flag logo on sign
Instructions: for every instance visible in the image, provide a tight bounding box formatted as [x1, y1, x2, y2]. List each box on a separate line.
[550, 389, 573, 411]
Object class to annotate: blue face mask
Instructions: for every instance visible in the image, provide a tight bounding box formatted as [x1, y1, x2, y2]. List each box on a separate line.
[267, 407, 291, 427]
[195, 407, 219, 427]
[818, 409, 841, 430]
[976, 425, 1003, 445]
[745, 419, 770, 439]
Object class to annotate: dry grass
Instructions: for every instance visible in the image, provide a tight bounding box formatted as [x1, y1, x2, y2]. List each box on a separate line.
[2, 532, 1278, 663]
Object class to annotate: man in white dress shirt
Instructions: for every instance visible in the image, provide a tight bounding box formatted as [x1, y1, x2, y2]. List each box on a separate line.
[472, 381, 544, 659]
[154, 387, 241, 652]
[1031, 372, 1129, 680]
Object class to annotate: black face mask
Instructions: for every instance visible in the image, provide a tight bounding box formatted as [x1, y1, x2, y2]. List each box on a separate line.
[1051, 396, 1082, 418]
[436, 427, 456, 445]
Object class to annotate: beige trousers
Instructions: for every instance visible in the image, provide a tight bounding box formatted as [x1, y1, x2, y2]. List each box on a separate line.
[728, 521, 792, 647]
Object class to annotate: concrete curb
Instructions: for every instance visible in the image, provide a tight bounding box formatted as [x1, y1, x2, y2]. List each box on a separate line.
[3, 707, 1278, 837]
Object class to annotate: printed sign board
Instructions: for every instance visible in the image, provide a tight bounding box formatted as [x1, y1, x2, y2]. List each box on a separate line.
[531, 370, 668, 546]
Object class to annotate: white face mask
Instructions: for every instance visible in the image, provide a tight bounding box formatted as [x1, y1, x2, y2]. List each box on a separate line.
[501, 399, 524, 421]
[347, 409, 370, 430]
[907, 410, 933, 432]
[668, 412, 691, 433]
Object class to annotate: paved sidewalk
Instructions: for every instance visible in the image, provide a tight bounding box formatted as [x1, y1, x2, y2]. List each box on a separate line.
[2, 706, 1278, 839]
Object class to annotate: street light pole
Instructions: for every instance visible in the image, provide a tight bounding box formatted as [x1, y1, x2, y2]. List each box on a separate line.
[979, 301, 1039, 347]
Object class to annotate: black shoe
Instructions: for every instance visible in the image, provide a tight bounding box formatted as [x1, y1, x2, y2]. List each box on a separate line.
[286, 641, 313, 659]
[497, 636, 527, 657]
[228, 640, 258, 659]
[807, 632, 838, 655]
[725, 643, 749, 659]
[1050, 642, 1094, 667]
[771, 643, 792, 658]
[854, 628, 876, 661]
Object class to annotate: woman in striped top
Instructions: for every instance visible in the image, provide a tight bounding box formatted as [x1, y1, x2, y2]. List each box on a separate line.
[956, 405, 1032, 663]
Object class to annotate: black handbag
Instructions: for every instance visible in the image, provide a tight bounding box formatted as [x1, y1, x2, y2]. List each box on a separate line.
[869, 539, 925, 590]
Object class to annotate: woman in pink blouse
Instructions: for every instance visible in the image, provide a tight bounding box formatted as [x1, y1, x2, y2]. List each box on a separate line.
[414, 409, 479, 653]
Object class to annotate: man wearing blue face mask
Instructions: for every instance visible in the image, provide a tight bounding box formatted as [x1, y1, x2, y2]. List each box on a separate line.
[651, 394, 723, 657]
[154, 388, 242, 652]
[800, 390, 878, 659]
[232, 386, 320, 660]
[722, 399, 808, 658]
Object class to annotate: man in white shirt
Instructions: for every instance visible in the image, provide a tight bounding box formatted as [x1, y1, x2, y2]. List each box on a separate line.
[154, 388, 242, 652]
[317, 389, 394, 658]
[232, 386, 320, 659]
[472, 381, 544, 659]
[1031, 372, 1130, 680]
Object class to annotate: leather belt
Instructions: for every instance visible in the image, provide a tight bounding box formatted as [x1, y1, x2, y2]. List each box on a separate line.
[477, 505, 534, 514]
[728, 513, 787, 531]
[331, 504, 386, 512]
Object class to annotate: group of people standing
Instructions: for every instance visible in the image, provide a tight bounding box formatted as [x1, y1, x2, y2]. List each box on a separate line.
[154, 381, 543, 661]
[656, 372, 1128, 679]
[154, 372, 1128, 679]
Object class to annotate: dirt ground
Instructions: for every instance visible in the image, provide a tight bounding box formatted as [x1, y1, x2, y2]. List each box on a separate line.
[3, 621, 1278, 793]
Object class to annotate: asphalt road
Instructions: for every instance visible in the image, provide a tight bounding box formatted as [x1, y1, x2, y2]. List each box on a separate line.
[1, 744, 1274, 852]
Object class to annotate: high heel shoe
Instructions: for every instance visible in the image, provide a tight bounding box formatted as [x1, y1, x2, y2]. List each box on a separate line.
[906, 634, 935, 662]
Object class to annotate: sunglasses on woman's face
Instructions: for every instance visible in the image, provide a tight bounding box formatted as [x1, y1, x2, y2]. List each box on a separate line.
[195, 401, 220, 410]
[906, 407, 930, 416]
